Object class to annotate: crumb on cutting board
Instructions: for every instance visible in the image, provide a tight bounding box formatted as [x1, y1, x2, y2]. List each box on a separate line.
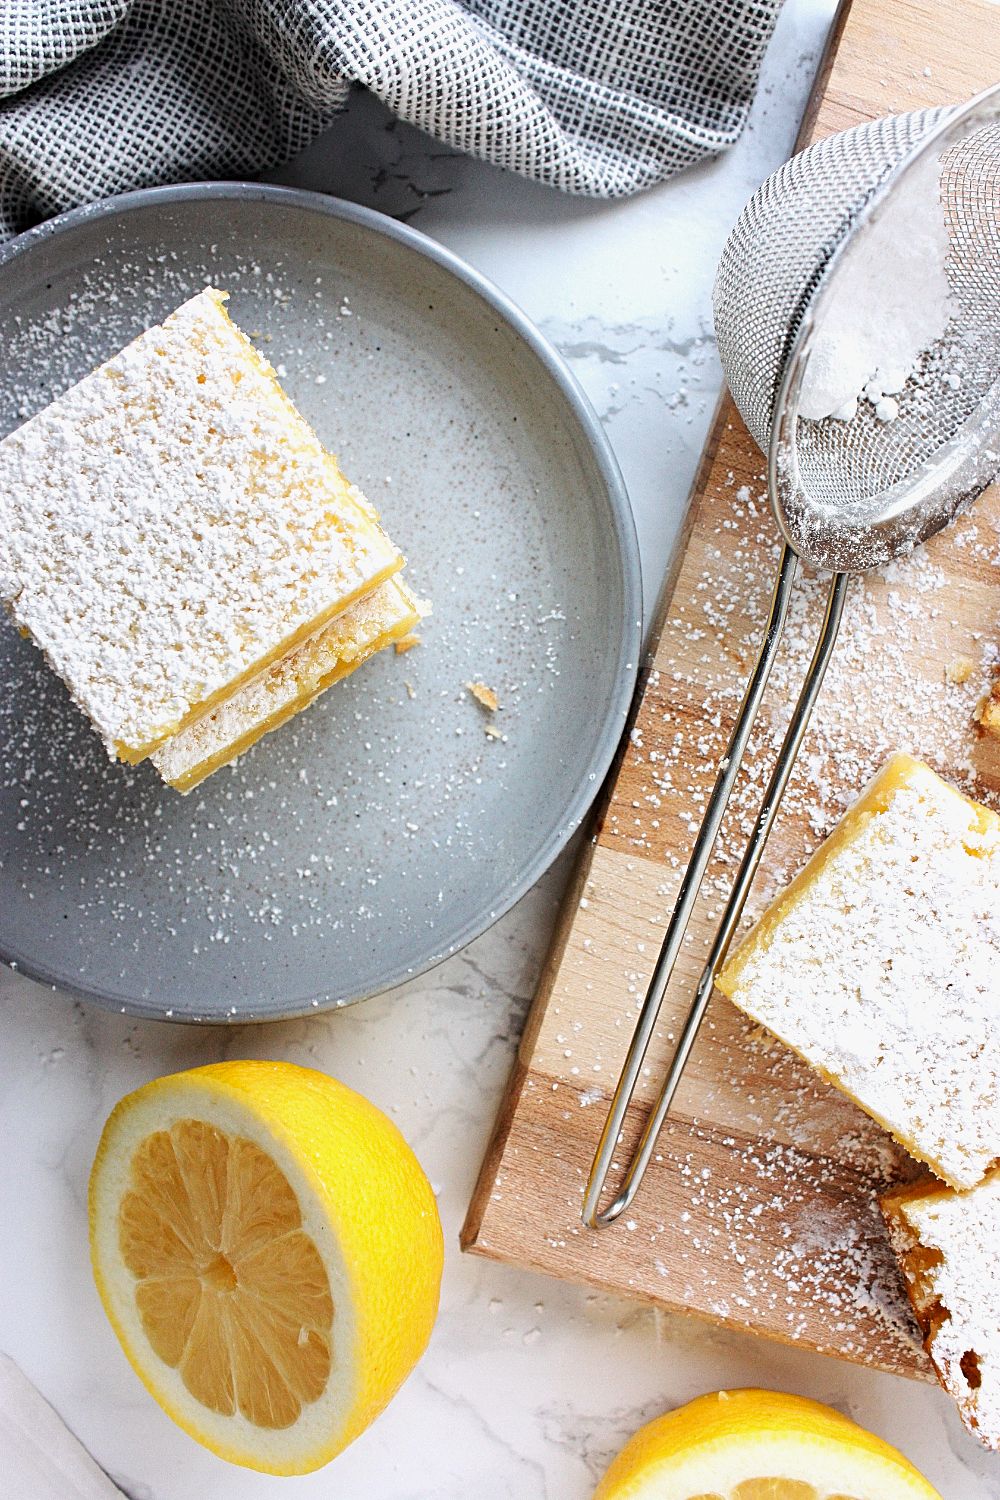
[945, 656, 976, 685]
[395, 632, 422, 654]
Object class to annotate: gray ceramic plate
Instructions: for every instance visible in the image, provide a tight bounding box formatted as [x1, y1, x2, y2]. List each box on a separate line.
[0, 184, 640, 1021]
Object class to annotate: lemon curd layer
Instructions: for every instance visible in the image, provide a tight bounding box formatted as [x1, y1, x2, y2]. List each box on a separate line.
[0, 288, 402, 761]
[882, 1170, 1000, 1451]
[717, 753, 1000, 1191]
[153, 578, 423, 793]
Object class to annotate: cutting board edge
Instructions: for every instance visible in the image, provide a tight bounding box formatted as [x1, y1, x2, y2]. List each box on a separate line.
[463, 1217, 935, 1384]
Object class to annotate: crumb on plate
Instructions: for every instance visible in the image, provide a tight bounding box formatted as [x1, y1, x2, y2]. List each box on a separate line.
[467, 681, 499, 712]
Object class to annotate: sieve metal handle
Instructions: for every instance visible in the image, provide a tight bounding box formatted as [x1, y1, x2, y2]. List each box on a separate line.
[582, 554, 849, 1230]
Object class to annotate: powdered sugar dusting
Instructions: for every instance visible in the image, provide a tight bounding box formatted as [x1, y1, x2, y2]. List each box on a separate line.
[798, 148, 955, 424]
[607, 461, 1000, 884]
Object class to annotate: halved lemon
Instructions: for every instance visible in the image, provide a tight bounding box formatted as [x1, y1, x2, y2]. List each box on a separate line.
[89, 1060, 443, 1474]
[592, 1389, 941, 1500]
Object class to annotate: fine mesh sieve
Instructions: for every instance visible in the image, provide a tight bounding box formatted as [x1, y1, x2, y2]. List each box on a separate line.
[719, 89, 1000, 571]
[584, 84, 1000, 1230]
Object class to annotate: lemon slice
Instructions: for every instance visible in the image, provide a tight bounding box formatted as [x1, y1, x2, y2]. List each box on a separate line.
[592, 1390, 941, 1500]
[89, 1061, 443, 1475]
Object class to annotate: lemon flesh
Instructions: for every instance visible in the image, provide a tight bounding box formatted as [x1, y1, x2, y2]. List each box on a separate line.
[90, 1061, 443, 1474]
[593, 1390, 941, 1500]
[120, 1119, 334, 1429]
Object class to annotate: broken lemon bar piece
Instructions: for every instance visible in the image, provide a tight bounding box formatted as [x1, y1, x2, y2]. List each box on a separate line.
[980, 675, 1000, 739]
[152, 578, 423, 792]
[717, 753, 1000, 1190]
[882, 1171, 1000, 1450]
[0, 288, 402, 761]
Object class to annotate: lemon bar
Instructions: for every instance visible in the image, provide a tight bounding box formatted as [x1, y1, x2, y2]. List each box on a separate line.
[882, 1171, 1000, 1450]
[152, 578, 423, 793]
[717, 753, 1000, 1190]
[0, 288, 402, 762]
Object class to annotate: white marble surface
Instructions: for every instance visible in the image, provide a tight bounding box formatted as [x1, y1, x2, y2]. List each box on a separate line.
[1, 3, 997, 1496]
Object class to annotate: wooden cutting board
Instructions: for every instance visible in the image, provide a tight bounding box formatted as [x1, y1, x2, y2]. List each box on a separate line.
[463, 0, 1000, 1379]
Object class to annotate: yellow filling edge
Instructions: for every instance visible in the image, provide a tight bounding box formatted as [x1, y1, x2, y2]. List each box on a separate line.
[161, 603, 421, 794]
[116, 550, 402, 764]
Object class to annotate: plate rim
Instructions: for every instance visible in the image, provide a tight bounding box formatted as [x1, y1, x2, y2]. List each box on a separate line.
[0, 180, 642, 1021]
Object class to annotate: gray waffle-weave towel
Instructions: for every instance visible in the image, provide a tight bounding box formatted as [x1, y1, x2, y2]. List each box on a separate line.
[0, 0, 782, 238]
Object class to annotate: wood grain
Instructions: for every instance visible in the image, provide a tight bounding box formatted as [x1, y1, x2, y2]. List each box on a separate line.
[463, 0, 1000, 1378]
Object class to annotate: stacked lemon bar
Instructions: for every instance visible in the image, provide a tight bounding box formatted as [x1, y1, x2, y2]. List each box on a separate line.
[717, 754, 1000, 1449]
[0, 288, 422, 791]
